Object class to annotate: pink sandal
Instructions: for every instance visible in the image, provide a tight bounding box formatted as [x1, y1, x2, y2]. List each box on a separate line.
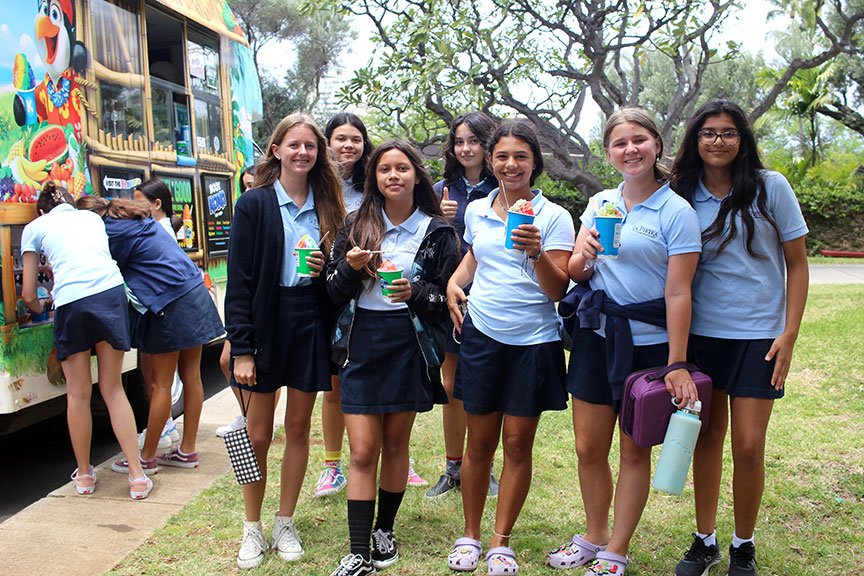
[486, 546, 518, 575]
[448, 537, 482, 571]
[129, 475, 153, 500]
[548, 534, 605, 568]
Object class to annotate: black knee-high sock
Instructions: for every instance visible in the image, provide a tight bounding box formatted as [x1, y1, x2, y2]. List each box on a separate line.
[348, 499, 375, 560]
[374, 488, 405, 532]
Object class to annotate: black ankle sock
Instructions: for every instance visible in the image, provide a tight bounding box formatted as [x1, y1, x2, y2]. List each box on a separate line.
[373, 488, 405, 532]
[348, 499, 375, 560]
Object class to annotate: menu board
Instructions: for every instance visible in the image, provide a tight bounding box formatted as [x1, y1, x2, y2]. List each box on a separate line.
[159, 174, 198, 253]
[202, 175, 232, 255]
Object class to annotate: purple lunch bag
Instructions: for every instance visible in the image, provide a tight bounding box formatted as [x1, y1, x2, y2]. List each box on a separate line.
[619, 362, 713, 448]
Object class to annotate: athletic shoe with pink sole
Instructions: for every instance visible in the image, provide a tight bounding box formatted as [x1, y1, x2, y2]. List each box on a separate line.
[158, 446, 200, 468]
[111, 454, 159, 475]
[129, 475, 153, 500]
[71, 467, 97, 495]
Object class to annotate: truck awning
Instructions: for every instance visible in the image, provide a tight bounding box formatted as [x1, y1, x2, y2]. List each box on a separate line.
[151, 0, 249, 46]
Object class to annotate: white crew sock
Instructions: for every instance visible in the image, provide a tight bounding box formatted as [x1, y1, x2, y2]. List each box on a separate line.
[731, 532, 754, 549]
[696, 531, 717, 547]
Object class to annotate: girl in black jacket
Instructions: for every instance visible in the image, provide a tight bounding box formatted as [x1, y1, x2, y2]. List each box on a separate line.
[225, 114, 345, 570]
[326, 141, 459, 576]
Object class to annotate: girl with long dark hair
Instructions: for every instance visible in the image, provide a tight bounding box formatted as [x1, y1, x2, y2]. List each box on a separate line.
[427, 111, 501, 498]
[668, 100, 808, 576]
[225, 113, 345, 569]
[326, 141, 458, 576]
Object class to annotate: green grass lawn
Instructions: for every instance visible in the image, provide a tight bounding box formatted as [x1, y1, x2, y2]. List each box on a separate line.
[110, 285, 864, 576]
[808, 255, 864, 265]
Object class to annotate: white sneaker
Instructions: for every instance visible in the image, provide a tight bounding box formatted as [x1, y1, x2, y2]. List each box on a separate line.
[138, 430, 172, 451]
[272, 515, 303, 561]
[237, 521, 267, 570]
[216, 415, 246, 438]
[163, 417, 180, 445]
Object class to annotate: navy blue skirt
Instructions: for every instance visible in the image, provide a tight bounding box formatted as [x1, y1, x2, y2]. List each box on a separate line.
[455, 315, 567, 417]
[232, 286, 332, 394]
[131, 282, 224, 354]
[340, 308, 447, 414]
[689, 334, 782, 400]
[566, 328, 669, 413]
[53, 285, 131, 361]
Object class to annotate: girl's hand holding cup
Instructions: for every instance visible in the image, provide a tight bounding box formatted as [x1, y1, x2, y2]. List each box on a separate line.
[580, 228, 601, 261]
[305, 250, 325, 277]
[386, 278, 412, 303]
[511, 224, 542, 257]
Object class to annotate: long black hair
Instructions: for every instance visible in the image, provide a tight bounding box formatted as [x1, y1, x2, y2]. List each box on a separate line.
[325, 112, 374, 190]
[349, 140, 442, 277]
[442, 111, 497, 184]
[487, 120, 544, 186]
[670, 99, 779, 258]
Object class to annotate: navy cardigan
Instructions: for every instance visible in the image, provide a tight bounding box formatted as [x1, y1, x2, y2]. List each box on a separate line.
[225, 186, 331, 372]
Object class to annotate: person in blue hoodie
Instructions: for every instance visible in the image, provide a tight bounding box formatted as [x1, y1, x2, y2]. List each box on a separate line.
[76, 195, 224, 474]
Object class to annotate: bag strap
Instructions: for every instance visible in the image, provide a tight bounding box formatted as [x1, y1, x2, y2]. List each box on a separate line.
[238, 387, 252, 418]
[647, 361, 697, 381]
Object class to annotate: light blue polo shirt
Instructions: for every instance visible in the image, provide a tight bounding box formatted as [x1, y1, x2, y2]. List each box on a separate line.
[582, 182, 702, 346]
[274, 180, 320, 287]
[341, 178, 364, 213]
[357, 208, 433, 311]
[465, 189, 575, 345]
[690, 170, 808, 339]
[21, 204, 124, 307]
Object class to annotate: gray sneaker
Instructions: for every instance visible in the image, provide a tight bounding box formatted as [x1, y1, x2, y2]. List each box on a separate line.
[426, 472, 460, 498]
[272, 515, 303, 561]
[237, 521, 267, 570]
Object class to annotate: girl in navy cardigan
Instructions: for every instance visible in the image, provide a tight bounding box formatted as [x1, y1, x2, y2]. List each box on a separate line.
[225, 113, 346, 570]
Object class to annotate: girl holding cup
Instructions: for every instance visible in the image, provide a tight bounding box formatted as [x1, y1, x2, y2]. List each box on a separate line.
[548, 108, 701, 576]
[446, 120, 574, 574]
[326, 141, 458, 576]
[225, 113, 345, 569]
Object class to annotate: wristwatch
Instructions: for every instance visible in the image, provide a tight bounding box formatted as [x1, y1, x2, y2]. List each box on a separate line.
[529, 250, 543, 263]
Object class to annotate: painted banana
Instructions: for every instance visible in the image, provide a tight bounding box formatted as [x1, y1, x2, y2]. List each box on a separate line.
[19, 157, 49, 182]
[7, 157, 44, 187]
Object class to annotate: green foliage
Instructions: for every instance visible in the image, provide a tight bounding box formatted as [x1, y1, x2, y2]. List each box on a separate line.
[0, 323, 56, 378]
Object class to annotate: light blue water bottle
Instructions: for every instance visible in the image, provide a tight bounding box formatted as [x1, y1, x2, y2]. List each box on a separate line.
[652, 400, 703, 495]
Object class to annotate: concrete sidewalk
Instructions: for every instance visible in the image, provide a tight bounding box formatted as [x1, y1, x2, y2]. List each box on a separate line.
[808, 263, 864, 284]
[0, 386, 283, 576]
[0, 262, 859, 576]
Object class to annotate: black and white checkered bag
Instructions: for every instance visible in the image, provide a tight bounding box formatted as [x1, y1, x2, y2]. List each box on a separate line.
[222, 390, 262, 485]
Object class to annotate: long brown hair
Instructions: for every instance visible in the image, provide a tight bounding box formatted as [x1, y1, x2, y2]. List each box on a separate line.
[255, 113, 345, 254]
[349, 140, 442, 277]
[602, 107, 668, 181]
[76, 195, 152, 220]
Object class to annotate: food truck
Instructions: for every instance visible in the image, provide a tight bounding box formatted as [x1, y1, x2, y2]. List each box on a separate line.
[0, 0, 262, 434]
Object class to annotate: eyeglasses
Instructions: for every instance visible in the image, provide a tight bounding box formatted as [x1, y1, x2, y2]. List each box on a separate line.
[698, 129, 740, 145]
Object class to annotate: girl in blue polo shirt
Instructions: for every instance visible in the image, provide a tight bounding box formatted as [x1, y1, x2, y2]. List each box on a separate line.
[225, 113, 346, 570]
[549, 108, 701, 576]
[326, 141, 458, 576]
[429, 111, 500, 498]
[20, 183, 151, 500]
[314, 113, 375, 499]
[75, 195, 223, 477]
[668, 100, 809, 576]
[446, 120, 575, 574]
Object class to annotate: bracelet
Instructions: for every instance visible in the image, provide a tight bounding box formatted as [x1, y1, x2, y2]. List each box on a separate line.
[492, 529, 511, 539]
[528, 250, 543, 263]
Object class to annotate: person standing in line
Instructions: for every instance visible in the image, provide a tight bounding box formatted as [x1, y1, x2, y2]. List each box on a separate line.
[75, 194, 223, 475]
[446, 120, 575, 575]
[20, 183, 152, 500]
[225, 114, 345, 569]
[326, 141, 458, 576]
[314, 113, 375, 497]
[668, 100, 808, 576]
[427, 111, 501, 499]
[547, 108, 701, 576]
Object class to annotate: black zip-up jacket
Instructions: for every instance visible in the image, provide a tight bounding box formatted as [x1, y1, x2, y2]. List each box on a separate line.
[225, 186, 331, 372]
[326, 212, 459, 382]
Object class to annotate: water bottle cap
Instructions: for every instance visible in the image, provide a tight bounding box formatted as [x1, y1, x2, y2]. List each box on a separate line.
[692, 400, 702, 413]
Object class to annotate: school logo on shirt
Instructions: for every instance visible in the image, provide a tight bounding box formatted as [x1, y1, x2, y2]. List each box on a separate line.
[632, 225, 658, 239]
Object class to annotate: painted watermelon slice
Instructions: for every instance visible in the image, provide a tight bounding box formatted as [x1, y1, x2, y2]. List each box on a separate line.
[28, 125, 69, 165]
